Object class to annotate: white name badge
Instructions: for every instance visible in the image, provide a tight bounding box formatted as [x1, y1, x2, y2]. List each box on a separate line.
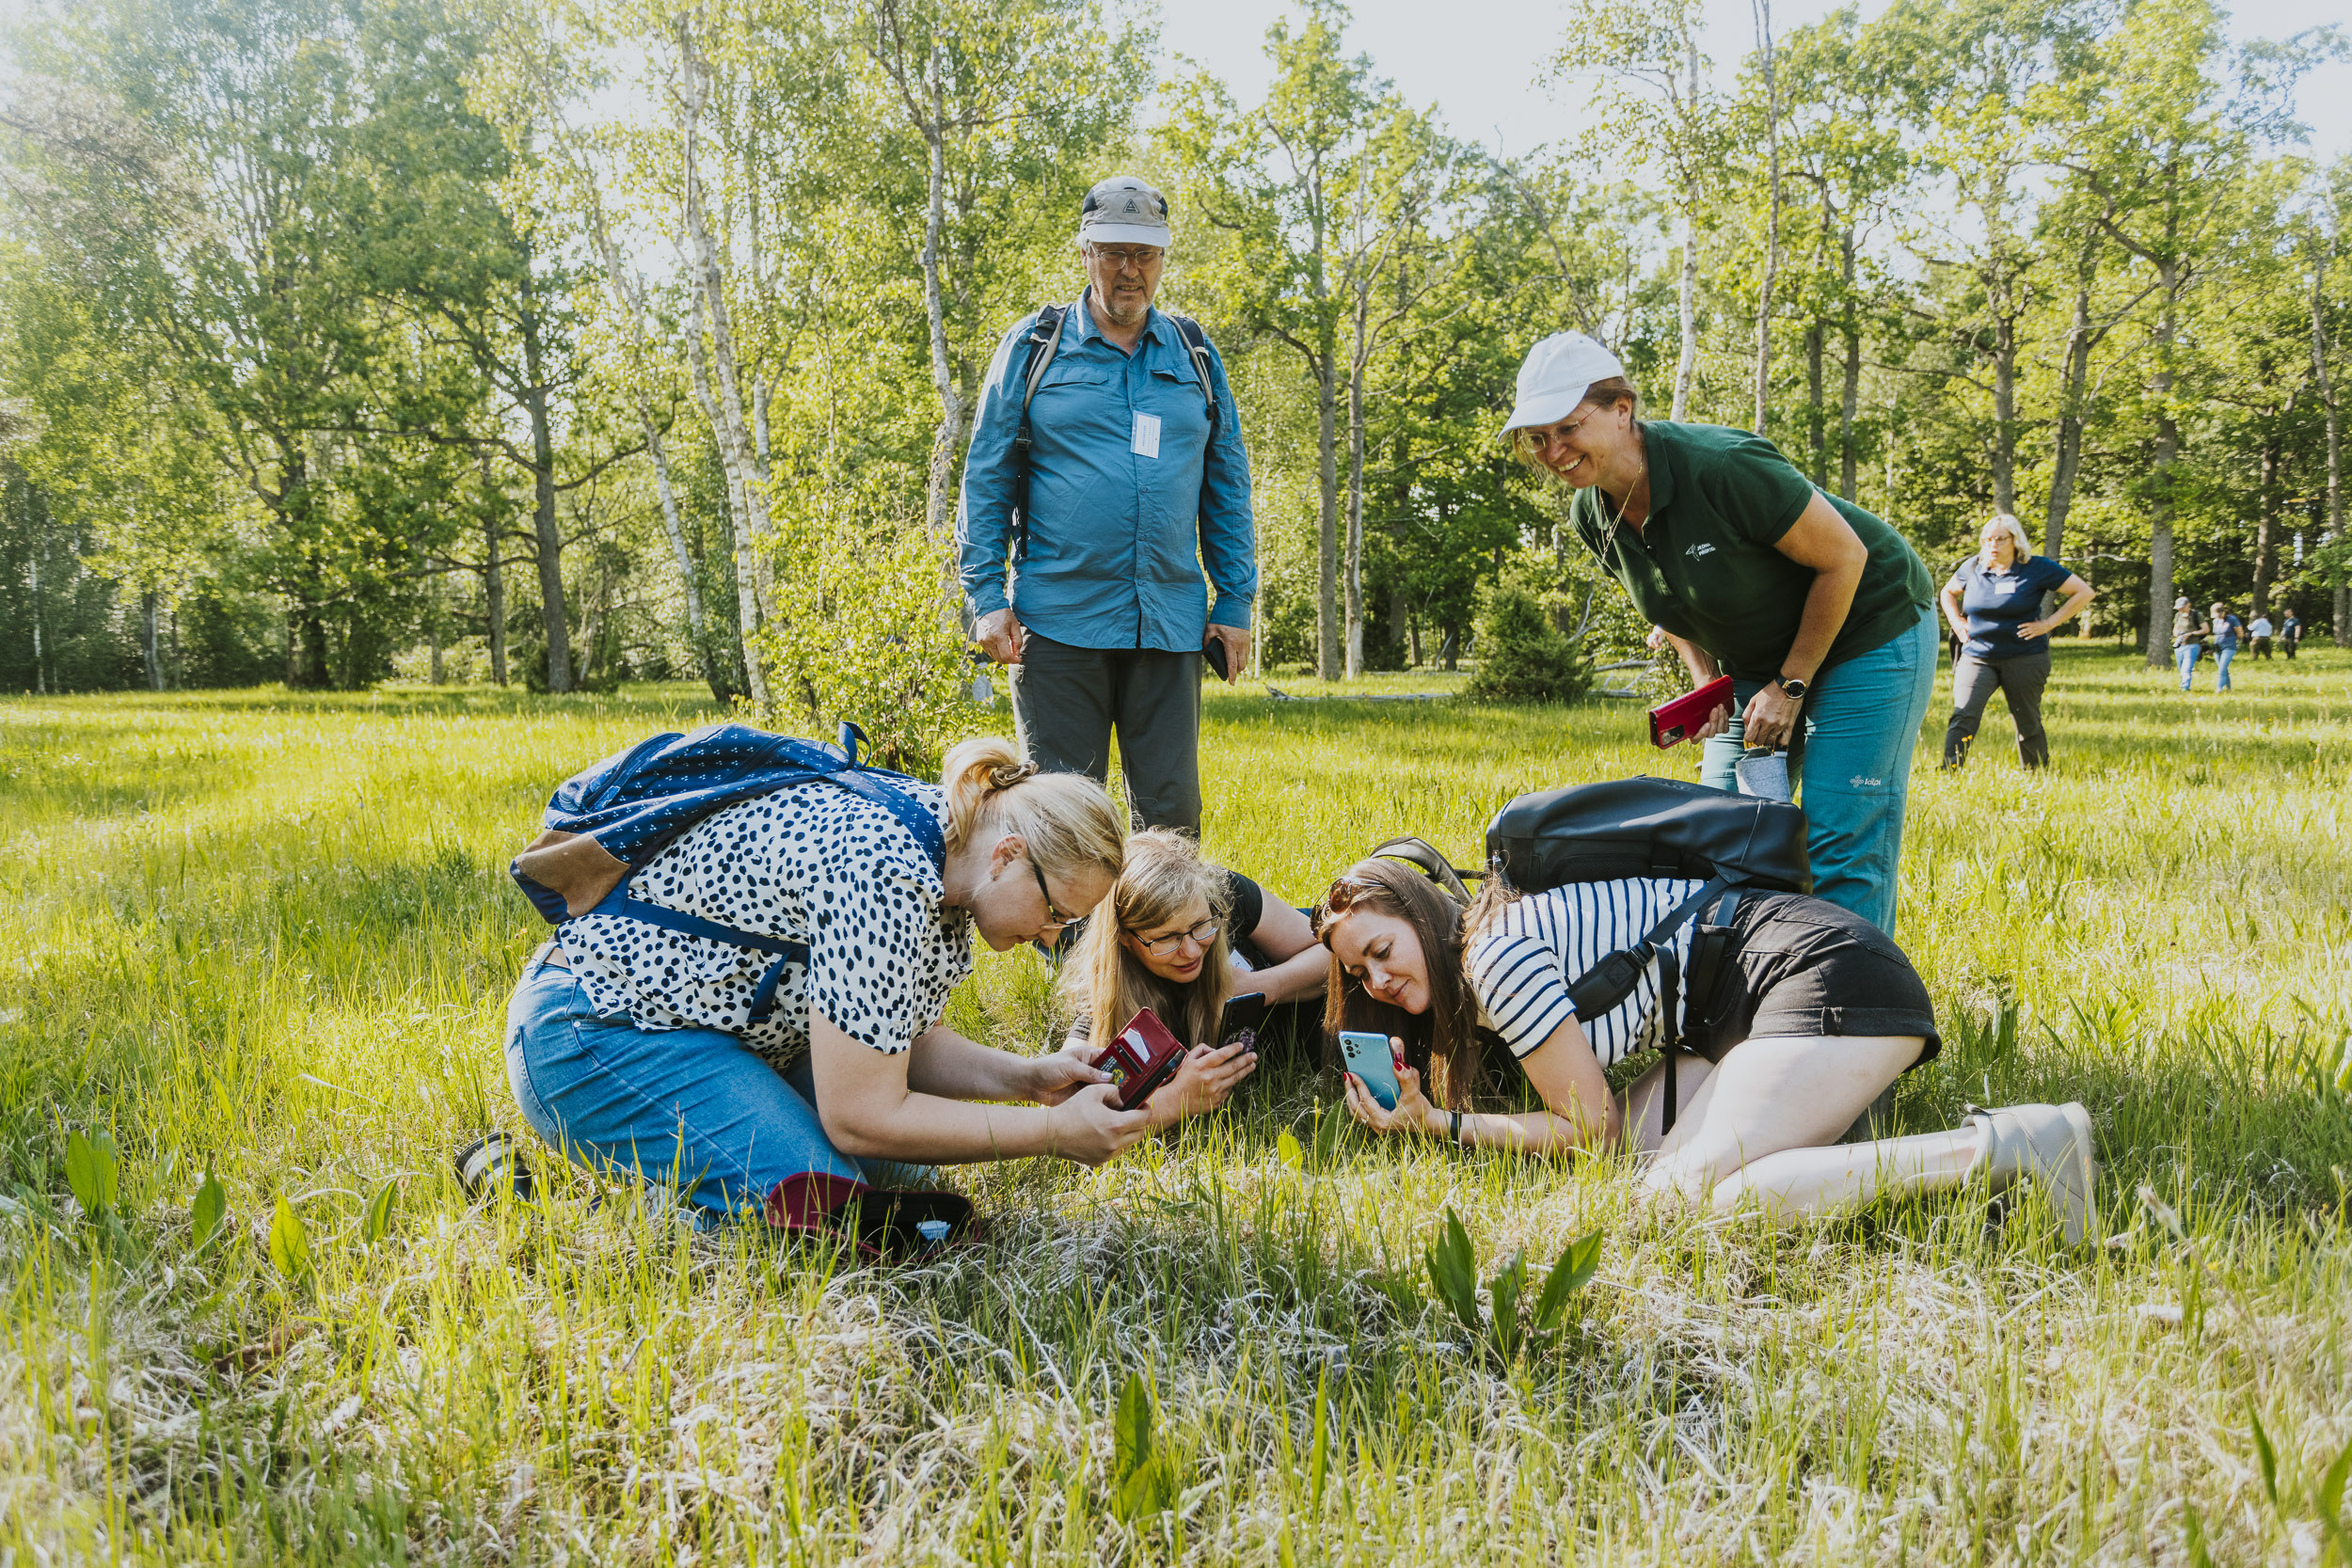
[1131, 412, 1162, 459]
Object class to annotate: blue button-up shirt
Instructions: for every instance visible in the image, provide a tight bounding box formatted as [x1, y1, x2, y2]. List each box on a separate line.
[957, 292, 1256, 652]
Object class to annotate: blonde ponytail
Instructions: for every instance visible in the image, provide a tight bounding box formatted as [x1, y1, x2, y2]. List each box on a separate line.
[938, 736, 1126, 886]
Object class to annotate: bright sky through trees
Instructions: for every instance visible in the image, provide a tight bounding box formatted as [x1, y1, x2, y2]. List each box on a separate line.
[1157, 0, 2352, 159]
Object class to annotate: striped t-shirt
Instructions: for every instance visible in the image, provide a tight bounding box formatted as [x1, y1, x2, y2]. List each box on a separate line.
[1465, 879, 1709, 1067]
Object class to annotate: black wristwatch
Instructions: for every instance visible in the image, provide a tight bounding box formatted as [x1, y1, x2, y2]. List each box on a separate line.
[1774, 673, 1810, 700]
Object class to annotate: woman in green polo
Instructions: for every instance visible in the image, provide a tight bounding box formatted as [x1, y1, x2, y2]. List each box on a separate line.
[1503, 332, 1937, 936]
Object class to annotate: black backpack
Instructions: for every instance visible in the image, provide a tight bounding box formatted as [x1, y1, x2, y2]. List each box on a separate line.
[1371, 777, 1813, 1132]
[1008, 299, 1220, 560]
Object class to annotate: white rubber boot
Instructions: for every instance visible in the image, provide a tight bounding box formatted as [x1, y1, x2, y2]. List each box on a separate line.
[1962, 1101, 2099, 1246]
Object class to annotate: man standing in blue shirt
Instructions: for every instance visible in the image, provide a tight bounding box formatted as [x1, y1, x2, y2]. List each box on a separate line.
[958, 176, 1256, 834]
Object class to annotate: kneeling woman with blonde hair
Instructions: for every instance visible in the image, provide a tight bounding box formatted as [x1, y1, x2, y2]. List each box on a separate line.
[1314, 858, 2098, 1240]
[1056, 831, 1264, 1127]
[505, 736, 1179, 1229]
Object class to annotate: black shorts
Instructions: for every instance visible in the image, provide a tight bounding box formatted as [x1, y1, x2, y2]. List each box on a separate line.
[1689, 892, 1941, 1067]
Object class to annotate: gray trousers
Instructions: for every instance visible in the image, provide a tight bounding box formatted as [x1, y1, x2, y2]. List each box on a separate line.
[1009, 633, 1202, 833]
[1943, 646, 2050, 768]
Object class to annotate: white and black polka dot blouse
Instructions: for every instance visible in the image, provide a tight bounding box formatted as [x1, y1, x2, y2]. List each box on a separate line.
[556, 780, 972, 1069]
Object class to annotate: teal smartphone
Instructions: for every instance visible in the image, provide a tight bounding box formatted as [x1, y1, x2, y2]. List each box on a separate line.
[1339, 1030, 1400, 1111]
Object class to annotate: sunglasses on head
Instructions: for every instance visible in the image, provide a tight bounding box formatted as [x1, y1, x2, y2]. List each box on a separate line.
[1309, 876, 1378, 940]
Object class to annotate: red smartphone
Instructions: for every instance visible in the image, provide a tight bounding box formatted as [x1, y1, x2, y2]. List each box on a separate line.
[1094, 1006, 1188, 1111]
[1648, 674, 1735, 749]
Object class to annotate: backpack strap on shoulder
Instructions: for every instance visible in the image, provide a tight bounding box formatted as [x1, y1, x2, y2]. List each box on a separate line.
[1010, 304, 1073, 563]
[1560, 876, 1730, 1136]
[1165, 311, 1221, 438]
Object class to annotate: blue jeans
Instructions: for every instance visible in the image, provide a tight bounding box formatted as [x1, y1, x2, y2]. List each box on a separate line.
[1700, 611, 1937, 936]
[2214, 645, 2234, 691]
[2176, 642, 2201, 689]
[504, 951, 926, 1224]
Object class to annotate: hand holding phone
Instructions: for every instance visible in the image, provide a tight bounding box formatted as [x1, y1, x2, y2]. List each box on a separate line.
[1203, 637, 1231, 681]
[1220, 991, 1268, 1052]
[1338, 1029, 1402, 1112]
[1648, 674, 1735, 749]
[1093, 1007, 1188, 1111]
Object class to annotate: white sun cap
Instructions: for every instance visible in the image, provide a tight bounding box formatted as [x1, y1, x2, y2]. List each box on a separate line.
[1502, 331, 1629, 434]
[1078, 176, 1173, 246]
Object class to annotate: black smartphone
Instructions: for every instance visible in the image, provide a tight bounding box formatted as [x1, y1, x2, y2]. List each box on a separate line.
[1220, 990, 1268, 1049]
[1203, 638, 1231, 681]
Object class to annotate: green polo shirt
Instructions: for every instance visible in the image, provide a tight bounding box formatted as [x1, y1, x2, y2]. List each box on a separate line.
[1570, 421, 1932, 681]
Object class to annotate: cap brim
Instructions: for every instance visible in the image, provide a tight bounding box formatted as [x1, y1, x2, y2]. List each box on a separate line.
[1080, 223, 1172, 245]
[1500, 383, 1592, 435]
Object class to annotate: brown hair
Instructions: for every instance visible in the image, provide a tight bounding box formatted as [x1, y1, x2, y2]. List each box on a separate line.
[1058, 830, 1233, 1053]
[1313, 858, 1481, 1110]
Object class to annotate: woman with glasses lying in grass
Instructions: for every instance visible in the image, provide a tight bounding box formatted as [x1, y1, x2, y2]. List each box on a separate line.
[1312, 858, 2098, 1241]
[1055, 831, 1310, 1121]
[506, 737, 1189, 1229]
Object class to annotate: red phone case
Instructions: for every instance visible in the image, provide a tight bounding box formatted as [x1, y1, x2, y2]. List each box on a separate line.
[1095, 1007, 1188, 1111]
[1648, 674, 1736, 749]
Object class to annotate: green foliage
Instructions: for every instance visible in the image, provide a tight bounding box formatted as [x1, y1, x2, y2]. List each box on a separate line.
[63, 1129, 118, 1219]
[1424, 1206, 1603, 1361]
[362, 1180, 398, 1248]
[1466, 580, 1593, 705]
[1110, 1370, 1176, 1521]
[190, 1170, 227, 1254]
[267, 1195, 310, 1281]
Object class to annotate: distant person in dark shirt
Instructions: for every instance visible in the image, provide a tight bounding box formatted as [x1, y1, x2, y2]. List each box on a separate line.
[1937, 514, 2094, 769]
[2209, 602, 2243, 693]
[2281, 611, 2303, 659]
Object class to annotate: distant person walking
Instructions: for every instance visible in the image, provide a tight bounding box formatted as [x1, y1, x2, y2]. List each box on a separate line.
[1504, 331, 1937, 936]
[2209, 602, 2243, 693]
[2171, 597, 2209, 690]
[1937, 513, 2095, 769]
[2249, 611, 2273, 659]
[958, 176, 1256, 835]
[2282, 610, 2303, 659]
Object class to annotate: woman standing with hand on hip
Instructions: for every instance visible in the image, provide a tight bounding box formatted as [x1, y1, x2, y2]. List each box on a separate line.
[1504, 332, 1938, 935]
[1938, 513, 2095, 769]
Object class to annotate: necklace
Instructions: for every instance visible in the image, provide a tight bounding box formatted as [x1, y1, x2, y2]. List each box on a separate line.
[1602, 433, 1651, 533]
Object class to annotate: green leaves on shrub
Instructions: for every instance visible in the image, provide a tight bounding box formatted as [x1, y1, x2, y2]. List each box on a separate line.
[1466, 582, 1594, 705]
[1111, 1370, 1176, 1521]
[362, 1180, 398, 1247]
[268, 1195, 310, 1280]
[65, 1129, 119, 1219]
[1424, 1208, 1604, 1362]
[191, 1170, 227, 1253]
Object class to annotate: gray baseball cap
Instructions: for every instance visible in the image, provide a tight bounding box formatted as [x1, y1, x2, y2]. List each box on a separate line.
[1078, 176, 1172, 246]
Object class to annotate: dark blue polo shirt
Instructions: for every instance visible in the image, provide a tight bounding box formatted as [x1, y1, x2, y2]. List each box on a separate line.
[1947, 555, 2072, 659]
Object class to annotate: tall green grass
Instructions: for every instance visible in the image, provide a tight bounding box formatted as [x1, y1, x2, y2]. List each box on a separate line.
[3, 649, 2348, 1562]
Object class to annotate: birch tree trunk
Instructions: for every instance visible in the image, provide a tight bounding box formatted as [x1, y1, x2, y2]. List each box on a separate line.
[1673, 36, 1700, 425]
[2143, 264, 2182, 668]
[918, 44, 965, 539]
[2046, 254, 2096, 559]
[2312, 256, 2344, 640]
[1750, 0, 1778, 436]
[686, 298, 770, 704]
[675, 17, 771, 702]
[1344, 335, 1366, 680]
[1838, 225, 1860, 499]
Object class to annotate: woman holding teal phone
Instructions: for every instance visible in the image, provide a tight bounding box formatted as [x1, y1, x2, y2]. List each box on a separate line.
[1313, 857, 2099, 1240]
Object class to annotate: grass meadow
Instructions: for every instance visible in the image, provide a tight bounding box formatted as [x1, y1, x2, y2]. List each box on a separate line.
[3, 643, 2350, 1564]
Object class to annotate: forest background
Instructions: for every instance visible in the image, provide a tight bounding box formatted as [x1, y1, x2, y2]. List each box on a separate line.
[2, 0, 2349, 743]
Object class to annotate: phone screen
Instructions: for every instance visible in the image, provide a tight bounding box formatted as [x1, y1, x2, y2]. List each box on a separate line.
[1339, 1030, 1400, 1111]
[1220, 991, 1267, 1045]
